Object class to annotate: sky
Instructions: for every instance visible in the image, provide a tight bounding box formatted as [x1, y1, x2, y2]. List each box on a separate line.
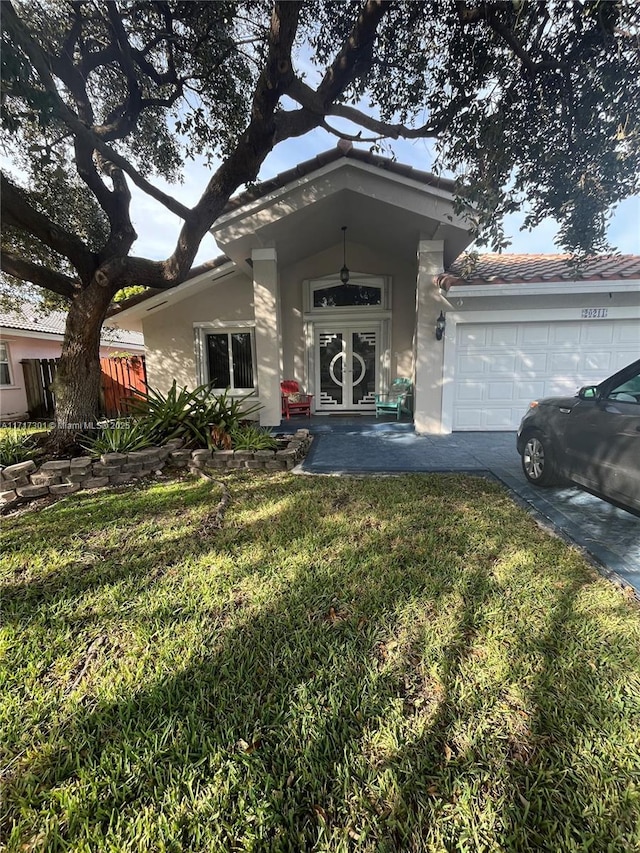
[127, 124, 640, 269]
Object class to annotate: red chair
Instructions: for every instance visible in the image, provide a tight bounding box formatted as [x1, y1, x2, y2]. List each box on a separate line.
[281, 380, 314, 419]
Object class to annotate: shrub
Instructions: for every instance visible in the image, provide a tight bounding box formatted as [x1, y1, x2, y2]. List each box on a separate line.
[230, 423, 277, 451]
[129, 382, 263, 449]
[0, 430, 40, 467]
[81, 420, 154, 454]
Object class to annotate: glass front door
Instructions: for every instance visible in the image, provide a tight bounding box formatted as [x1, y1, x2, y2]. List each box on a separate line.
[316, 327, 378, 411]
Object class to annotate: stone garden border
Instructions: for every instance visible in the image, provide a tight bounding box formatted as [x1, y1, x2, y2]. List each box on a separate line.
[0, 429, 312, 511]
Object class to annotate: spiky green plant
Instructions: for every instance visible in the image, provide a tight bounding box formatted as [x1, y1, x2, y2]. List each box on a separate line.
[80, 420, 154, 454]
[230, 423, 277, 451]
[129, 382, 263, 449]
[0, 430, 40, 467]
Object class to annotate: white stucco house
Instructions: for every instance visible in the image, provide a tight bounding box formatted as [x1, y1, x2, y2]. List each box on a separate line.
[110, 142, 640, 433]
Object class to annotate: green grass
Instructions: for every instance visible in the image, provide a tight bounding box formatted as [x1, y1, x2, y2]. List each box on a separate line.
[1, 473, 639, 852]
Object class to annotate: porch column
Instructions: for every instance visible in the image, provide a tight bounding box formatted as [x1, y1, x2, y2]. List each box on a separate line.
[252, 248, 282, 426]
[414, 240, 447, 434]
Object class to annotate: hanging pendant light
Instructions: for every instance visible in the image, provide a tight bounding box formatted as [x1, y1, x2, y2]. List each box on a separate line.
[340, 226, 350, 284]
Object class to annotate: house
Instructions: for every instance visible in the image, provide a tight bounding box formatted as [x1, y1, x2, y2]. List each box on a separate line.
[109, 141, 640, 433]
[0, 308, 145, 421]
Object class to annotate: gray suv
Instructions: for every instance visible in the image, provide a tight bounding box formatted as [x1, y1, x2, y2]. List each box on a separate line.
[516, 359, 640, 516]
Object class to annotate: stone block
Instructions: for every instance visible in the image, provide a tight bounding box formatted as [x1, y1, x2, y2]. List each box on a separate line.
[276, 449, 297, 460]
[254, 450, 276, 460]
[246, 460, 266, 469]
[30, 473, 61, 486]
[0, 489, 18, 504]
[207, 456, 230, 469]
[16, 484, 50, 498]
[3, 460, 37, 479]
[233, 451, 254, 461]
[226, 460, 245, 469]
[168, 450, 191, 466]
[0, 477, 20, 491]
[100, 452, 128, 466]
[64, 473, 88, 484]
[92, 464, 121, 476]
[295, 429, 310, 438]
[49, 482, 81, 496]
[110, 473, 138, 485]
[83, 477, 110, 489]
[213, 450, 234, 461]
[164, 438, 184, 449]
[265, 461, 286, 470]
[39, 460, 71, 472]
[122, 462, 143, 473]
[156, 447, 170, 461]
[70, 456, 93, 469]
[191, 449, 213, 462]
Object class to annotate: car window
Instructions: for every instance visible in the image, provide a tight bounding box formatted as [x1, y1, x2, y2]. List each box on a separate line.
[607, 372, 640, 404]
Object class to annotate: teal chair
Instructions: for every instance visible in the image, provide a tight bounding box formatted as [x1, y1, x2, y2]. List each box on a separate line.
[374, 378, 412, 420]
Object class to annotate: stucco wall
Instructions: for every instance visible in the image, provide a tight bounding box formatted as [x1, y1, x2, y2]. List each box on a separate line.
[142, 272, 254, 394]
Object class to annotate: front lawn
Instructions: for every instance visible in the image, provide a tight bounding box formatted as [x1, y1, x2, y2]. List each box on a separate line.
[1, 473, 639, 852]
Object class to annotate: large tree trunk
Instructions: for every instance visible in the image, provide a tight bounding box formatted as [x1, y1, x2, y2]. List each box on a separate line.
[52, 282, 114, 444]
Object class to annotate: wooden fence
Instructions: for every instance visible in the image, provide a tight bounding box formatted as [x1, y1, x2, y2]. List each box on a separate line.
[21, 355, 147, 420]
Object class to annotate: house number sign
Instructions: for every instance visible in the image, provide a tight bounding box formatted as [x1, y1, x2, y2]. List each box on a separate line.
[581, 308, 609, 319]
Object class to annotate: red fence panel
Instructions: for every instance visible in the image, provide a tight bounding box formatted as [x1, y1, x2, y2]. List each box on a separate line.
[99, 355, 147, 418]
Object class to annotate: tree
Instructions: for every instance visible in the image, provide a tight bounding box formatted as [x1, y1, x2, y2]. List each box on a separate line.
[2, 0, 638, 439]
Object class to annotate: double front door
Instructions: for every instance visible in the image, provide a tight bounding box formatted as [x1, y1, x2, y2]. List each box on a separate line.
[315, 326, 379, 411]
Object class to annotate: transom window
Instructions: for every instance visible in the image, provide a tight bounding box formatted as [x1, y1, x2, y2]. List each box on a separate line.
[205, 329, 256, 392]
[313, 283, 382, 308]
[307, 275, 388, 312]
[0, 343, 11, 386]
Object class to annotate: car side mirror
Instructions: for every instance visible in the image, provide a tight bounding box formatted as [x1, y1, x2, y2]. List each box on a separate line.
[578, 385, 599, 400]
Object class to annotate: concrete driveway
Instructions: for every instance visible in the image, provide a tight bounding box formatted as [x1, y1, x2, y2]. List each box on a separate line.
[292, 419, 640, 595]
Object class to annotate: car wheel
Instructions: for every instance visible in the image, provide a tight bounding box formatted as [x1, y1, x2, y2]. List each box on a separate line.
[521, 432, 559, 487]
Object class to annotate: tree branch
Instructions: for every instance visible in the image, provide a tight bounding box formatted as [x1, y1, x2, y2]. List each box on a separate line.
[1, 173, 97, 284]
[0, 250, 78, 300]
[3, 2, 192, 222]
[163, 1, 303, 281]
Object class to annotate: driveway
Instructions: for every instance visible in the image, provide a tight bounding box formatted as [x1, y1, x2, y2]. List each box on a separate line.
[293, 420, 640, 595]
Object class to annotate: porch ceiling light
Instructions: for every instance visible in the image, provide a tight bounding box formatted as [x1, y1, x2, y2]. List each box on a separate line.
[340, 225, 350, 284]
[435, 310, 446, 341]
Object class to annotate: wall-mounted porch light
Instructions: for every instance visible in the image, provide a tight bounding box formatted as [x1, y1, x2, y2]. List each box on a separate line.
[435, 311, 446, 341]
[340, 225, 350, 284]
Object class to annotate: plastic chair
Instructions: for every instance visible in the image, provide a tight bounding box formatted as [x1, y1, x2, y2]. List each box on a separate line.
[374, 378, 412, 420]
[281, 380, 314, 419]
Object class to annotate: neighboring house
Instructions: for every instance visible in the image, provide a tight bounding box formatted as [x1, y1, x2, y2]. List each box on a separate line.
[109, 141, 640, 433]
[0, 309, 145, 421]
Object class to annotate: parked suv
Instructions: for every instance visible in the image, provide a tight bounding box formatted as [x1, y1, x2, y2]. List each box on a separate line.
[516, 359, 640, 515]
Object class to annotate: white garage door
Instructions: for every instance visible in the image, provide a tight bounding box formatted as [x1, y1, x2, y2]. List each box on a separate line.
[452, 319, 640, 431]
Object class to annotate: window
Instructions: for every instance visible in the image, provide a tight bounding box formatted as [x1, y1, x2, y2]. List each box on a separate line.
[608, 370, 640, 404]
[306, 275, 389, 314]
[0, 343, 11, 385]
[206, 329, 256, 392]
[313, 283, 382, 308]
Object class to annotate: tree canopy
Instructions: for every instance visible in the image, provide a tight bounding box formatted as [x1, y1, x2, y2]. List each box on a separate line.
[1, 0, 638, 428]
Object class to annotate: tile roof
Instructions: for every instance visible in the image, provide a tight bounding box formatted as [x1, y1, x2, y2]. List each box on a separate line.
[223, 140, 456, 212]
[438, 253, 640, 289]
[0, 308, 144, 347]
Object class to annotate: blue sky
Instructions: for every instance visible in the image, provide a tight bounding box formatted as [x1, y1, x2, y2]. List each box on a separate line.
[128, 126, 640, 267]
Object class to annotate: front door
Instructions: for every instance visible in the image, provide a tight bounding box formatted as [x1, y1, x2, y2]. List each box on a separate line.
[316, 327, 379, 411]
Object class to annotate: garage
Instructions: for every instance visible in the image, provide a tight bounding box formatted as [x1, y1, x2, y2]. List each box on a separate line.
[451, 319, 640, 431]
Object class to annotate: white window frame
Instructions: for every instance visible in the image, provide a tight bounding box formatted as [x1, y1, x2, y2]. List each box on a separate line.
[304, 273, 391, 316]
[0, 341, 13, 386]
[194, 321, 257, 393]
